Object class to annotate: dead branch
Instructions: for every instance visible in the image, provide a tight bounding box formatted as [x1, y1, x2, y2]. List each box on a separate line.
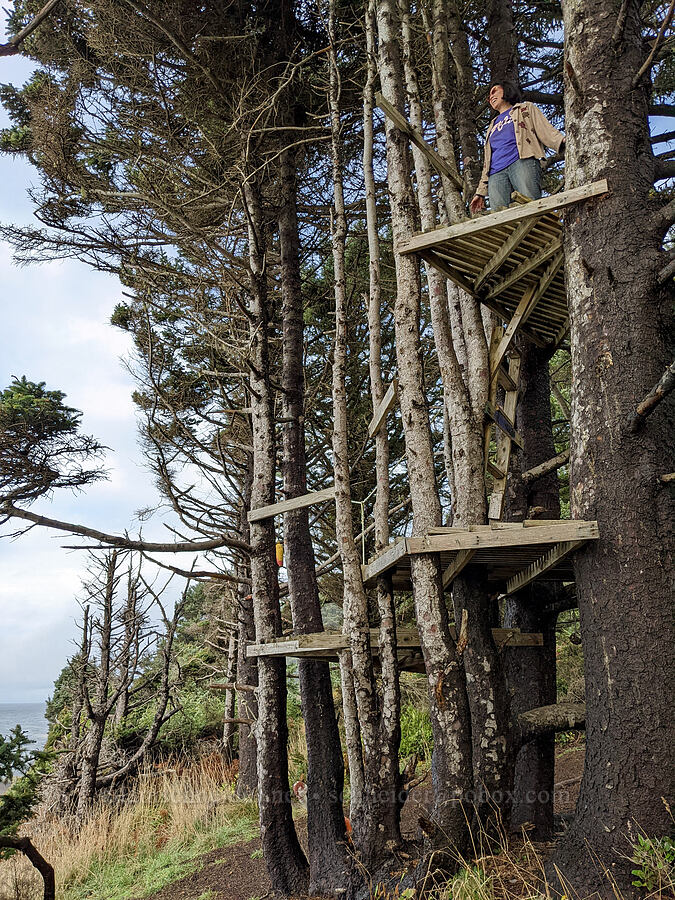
[522, 449, 570, 483]
[2, 503, 250, 554]
[0, 836, 55, 900]
[0, 0, 60, 57]
[627, 358, 675, 432]
[632, 0, 675, 87]
[517, 702, 585, 746]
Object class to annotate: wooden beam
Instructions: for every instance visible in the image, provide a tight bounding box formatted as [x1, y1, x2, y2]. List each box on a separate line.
[360, 537, 409, 583]
[406, 520, 598, 554]
[442, 549, 476, 588]
[488, 353, 521, 521]
[489, 284, 539, 378]
[486, 235, 563, 300]
[247, 626, 543, 660]
[400, 180, 609, 255]
[474, 216, 541, 291]
[376, 92, 464, 192]
[368, 380, 398, 438]
[506, 540, 586, 594]
[418, 249, 477, 297]
[248, 486, 335, 522]
[485, 401, 524, 449]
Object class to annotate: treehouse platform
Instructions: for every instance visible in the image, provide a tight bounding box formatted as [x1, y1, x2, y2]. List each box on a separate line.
[246, 625, 543, 674]
[399, 180, 609, 348]
[361, 519, 598, 594]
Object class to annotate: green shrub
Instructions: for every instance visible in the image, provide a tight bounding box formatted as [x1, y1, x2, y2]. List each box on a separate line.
[399, 703, 433, 760]
[630, 833, 675, 894]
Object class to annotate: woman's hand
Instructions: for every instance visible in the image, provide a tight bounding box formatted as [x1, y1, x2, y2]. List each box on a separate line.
[470, 194, 486, 214]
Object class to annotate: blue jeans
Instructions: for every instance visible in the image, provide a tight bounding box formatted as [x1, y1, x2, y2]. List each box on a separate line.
[488, 157, 542, 210]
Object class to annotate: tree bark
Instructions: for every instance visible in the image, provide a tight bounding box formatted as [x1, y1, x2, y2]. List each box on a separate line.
[235, 465, 258, 799]
[504, 342, 560, 839]
[376, 0, 473, 859]
[549, 0, 675, 893]
[243, 173, 308, 896]
[279, 141, 348, 895]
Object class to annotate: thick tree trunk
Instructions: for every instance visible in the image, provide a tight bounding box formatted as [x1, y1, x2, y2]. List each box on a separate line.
[244, 175, 308, 896]
[376, 0, 473, 859]
[504, 342, 560, 839]
[279, 143, 348, 895]
[549, 1, 675, 894]
[77, 716, 105, 818]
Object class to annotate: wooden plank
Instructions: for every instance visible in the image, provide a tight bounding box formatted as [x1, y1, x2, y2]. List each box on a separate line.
[248, 486, 335, 522]
[376, 92, 465, 191]
[401, 180, 609, 255]
[418, 249, 477, 297]
[485, 401, 524, 449]
[442, 549, 476, 588]
[406, 520, 599, 555]
[368, 379, 398, 438]
[489, 284, 539, 377]
[487, 460, 507, 480]
[497, 366, 518, 392]
[506, 540, 586, 594]
[247, 626, 543, 660]
[480, 296, 548, 347]
[488, 353, 521, 521]
[361, 537, 409, 584]
[474, 216, 542, 291]
[486, 236, 563, 300]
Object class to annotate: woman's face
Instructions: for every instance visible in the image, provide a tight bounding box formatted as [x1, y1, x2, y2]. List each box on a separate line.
[489, 84, 505, 109]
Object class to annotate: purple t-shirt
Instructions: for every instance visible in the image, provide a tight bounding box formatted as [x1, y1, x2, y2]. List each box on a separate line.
[489, 108, 520, 175]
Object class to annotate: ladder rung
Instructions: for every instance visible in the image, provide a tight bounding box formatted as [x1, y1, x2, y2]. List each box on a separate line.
[484, 402, 524, 449]
[487, 461, 507, 480]
[497, 367, 518, 392]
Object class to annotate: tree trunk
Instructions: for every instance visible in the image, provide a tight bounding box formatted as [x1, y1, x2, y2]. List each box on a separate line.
[279, 142, 348, 895]
[243, 174, 308, 896]
[235, 465, 258, 799]
[376, 0, 473, 859]
[222, 632, 238, 763]
[549, 1, 675, 893]
[503, 342, 560, 839]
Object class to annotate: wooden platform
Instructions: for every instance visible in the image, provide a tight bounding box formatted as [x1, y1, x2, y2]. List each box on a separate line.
[360, 520, 598, 593]
[247, 626, 543, 674]
[399, 181, 608, 346]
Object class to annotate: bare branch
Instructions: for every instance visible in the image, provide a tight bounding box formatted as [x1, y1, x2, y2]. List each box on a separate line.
[632, 0, 675, 87]
[1, 503, 251, 554]
[0, 0, 60, 57]
[627, 358, 675, 432]
[0, 836, 55, 899]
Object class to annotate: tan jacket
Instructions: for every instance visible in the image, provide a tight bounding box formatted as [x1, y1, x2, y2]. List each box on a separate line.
[476, 102, 565, 197]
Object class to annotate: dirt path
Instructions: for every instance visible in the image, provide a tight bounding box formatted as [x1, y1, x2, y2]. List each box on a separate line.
[140, 744, 585, 900]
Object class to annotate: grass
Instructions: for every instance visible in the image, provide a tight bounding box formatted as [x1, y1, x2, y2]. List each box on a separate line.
[0, 758, 260, 900]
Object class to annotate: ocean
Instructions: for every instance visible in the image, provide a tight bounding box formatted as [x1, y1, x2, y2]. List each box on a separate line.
[0, 702, 49, 752]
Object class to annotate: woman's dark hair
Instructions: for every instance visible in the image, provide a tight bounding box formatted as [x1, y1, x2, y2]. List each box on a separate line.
[492, 80, 522, 105]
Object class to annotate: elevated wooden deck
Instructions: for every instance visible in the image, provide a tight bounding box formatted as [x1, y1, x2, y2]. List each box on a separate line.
[399, 181, 608, 346]
[247, 626, 543, 674]
[361, 520, 598, 593]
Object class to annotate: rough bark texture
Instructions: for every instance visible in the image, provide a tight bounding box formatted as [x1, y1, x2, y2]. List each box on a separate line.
[244, 175, 308, 896]
[504, 342, 560, 839]
[486, 0, 518, 84]
[550, 0, 675, 893]
[376, 0, 473, 858]
[235, 468, 258, 799]
[279, 143, 348, 895]
[329, 7, 400, 874]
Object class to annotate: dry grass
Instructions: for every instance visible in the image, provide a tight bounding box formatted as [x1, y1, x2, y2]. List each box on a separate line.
[0, 756, 259, 900]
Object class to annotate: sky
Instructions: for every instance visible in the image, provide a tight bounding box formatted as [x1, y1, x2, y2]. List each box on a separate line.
[0, 51, 174, 704]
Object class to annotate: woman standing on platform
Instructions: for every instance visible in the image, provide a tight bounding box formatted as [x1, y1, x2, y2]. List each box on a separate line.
[470, 82, 565, 214]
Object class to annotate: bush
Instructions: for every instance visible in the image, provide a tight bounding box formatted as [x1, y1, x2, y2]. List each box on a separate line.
[630, 833, 675, 895]
[399, 704, 433, 760]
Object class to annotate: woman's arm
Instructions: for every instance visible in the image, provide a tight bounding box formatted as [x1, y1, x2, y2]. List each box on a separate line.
[528, 102, 565, 152]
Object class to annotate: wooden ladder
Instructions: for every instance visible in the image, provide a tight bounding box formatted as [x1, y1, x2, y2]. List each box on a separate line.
[485, 326, 522, 522]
